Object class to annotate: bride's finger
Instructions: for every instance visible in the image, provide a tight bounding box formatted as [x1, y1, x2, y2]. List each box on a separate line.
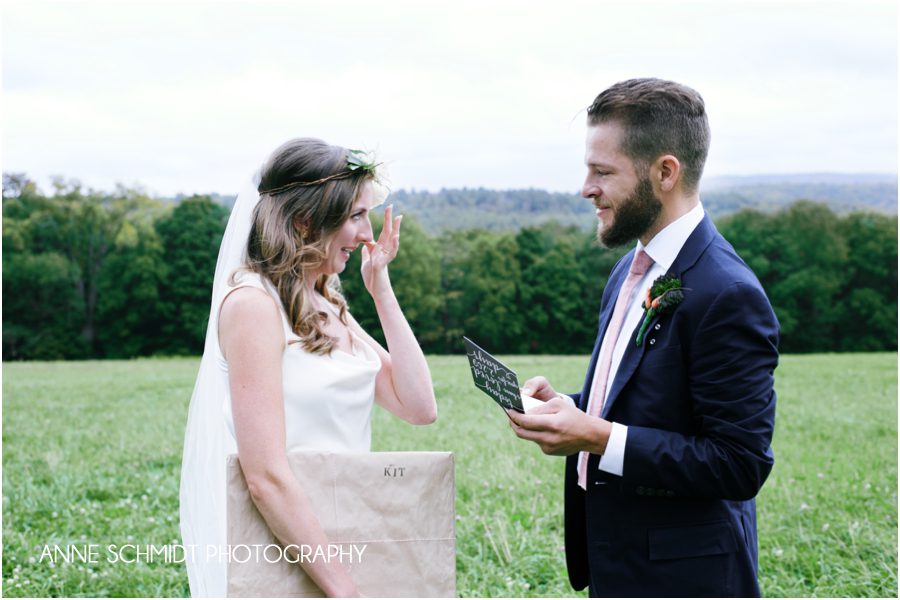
[390, 216, 402, 251]
[380, 204, 393, 241]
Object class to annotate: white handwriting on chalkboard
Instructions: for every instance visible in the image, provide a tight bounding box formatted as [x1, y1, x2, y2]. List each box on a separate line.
[467, 348, 519, 408]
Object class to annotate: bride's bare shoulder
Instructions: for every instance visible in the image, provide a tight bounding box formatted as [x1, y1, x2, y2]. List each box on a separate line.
[219, 287, 283, 356]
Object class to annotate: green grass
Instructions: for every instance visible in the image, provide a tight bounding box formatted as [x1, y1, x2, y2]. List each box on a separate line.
[2, 354, 896, 597]
[755, 354, 898, 596]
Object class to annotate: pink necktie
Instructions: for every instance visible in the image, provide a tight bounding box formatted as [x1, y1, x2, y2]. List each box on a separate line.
[577, 249, 654, 490]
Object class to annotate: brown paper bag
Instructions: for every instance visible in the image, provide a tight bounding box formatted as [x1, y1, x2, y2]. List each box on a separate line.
[226, 451, 455, 597]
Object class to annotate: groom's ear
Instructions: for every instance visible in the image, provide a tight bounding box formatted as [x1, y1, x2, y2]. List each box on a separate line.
[653, 154, 681, 194]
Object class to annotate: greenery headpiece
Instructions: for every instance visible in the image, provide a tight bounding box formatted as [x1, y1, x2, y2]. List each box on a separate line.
[259, 149, 382, 196]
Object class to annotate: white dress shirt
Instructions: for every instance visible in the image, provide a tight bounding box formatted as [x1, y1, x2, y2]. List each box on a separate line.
[595, 202, 706, 476]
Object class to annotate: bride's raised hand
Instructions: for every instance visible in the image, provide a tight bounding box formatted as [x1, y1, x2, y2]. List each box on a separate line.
[360, 204, 403, 297]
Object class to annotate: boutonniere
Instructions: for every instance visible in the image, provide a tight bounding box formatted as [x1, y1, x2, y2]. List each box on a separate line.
[635, 274, 686, 346]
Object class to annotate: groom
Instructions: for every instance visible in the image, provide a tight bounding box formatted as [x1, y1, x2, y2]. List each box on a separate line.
[507, 78, 778, 597]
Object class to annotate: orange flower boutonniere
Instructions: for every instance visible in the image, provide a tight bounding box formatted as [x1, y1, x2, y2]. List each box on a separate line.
[635, 274, 686, 346]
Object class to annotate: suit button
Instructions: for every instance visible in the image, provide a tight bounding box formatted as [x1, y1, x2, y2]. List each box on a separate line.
[649, 339, 656, 345]
[636, 486, 645, 495]
[654, 323, 661, 330]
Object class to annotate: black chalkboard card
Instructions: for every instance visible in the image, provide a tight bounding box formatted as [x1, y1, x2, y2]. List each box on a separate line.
[463, 336, 538, 413]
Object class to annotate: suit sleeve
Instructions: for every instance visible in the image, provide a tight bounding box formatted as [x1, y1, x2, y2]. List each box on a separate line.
[622, 280, 779, 501]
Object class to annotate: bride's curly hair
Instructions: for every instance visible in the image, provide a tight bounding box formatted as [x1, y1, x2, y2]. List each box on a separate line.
[236, 138, 374, 355]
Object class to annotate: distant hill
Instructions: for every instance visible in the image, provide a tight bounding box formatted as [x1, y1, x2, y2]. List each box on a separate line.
[389, 188, 591, 232]
[203, 173, 897, 233]
[699, 173, 897, 217]
[390, 174, 897, 233]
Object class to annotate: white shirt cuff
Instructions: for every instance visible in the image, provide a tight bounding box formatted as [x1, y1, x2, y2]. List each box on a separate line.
[598, 422, 628, 476]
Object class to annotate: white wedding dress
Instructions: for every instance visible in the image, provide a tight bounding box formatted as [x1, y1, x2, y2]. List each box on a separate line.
[179, 178, 380, 597]
[220, 272, 381, 455]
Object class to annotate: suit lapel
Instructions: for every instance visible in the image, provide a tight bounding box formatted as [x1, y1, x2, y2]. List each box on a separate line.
[579, 253, 632, 411]
[600, 214, 718, 419]
[666, 213, 717, 277]
[595, 268, 625, 349]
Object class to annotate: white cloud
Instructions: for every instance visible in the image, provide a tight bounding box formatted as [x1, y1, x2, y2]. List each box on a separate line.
[2, 0, 896, 195]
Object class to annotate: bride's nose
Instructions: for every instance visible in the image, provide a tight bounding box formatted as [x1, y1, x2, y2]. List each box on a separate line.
[357, 217, 374, 243]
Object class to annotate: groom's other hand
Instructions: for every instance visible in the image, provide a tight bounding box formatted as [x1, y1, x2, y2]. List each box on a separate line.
[507, 397, 612, 457]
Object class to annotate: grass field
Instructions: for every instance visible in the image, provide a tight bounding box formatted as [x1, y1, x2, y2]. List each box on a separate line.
[2, 353, 897, 597]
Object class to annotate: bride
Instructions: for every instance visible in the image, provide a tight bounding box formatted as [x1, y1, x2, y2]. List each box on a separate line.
[179, 138, 437, 597]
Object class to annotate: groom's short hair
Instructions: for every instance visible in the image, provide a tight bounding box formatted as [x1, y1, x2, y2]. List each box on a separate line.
[587, 78, 710, 192]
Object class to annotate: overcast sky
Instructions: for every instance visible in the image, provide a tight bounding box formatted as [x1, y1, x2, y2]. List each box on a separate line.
[2, 0, 897, 197]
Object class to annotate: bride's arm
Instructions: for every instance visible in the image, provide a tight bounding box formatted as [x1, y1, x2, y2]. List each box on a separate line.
[351, 205, 437, 425]
[347, 302, 437, 426]
[220, 287, 359, 598]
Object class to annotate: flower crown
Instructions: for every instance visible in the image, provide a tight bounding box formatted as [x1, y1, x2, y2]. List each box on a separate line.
[259, 149, 382, 196]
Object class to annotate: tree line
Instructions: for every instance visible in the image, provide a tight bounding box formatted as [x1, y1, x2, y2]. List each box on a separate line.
[387, 178, 897, 234]
[3, 174, 896, 360]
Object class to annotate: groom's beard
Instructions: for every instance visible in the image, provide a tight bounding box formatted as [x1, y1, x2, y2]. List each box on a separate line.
[597, 176, 663, 248]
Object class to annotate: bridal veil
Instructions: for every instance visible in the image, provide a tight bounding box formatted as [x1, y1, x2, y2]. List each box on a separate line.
[179, 173, 261, 597]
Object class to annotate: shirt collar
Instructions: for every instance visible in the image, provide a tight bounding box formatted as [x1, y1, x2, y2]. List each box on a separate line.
[637, 202, 705, 272]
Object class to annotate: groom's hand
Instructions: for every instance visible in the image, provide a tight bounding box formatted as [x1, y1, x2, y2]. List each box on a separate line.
[507, 398, 612, 457]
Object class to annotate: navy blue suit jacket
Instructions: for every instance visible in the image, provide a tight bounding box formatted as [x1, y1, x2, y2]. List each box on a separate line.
[565, 214, 778, 597]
